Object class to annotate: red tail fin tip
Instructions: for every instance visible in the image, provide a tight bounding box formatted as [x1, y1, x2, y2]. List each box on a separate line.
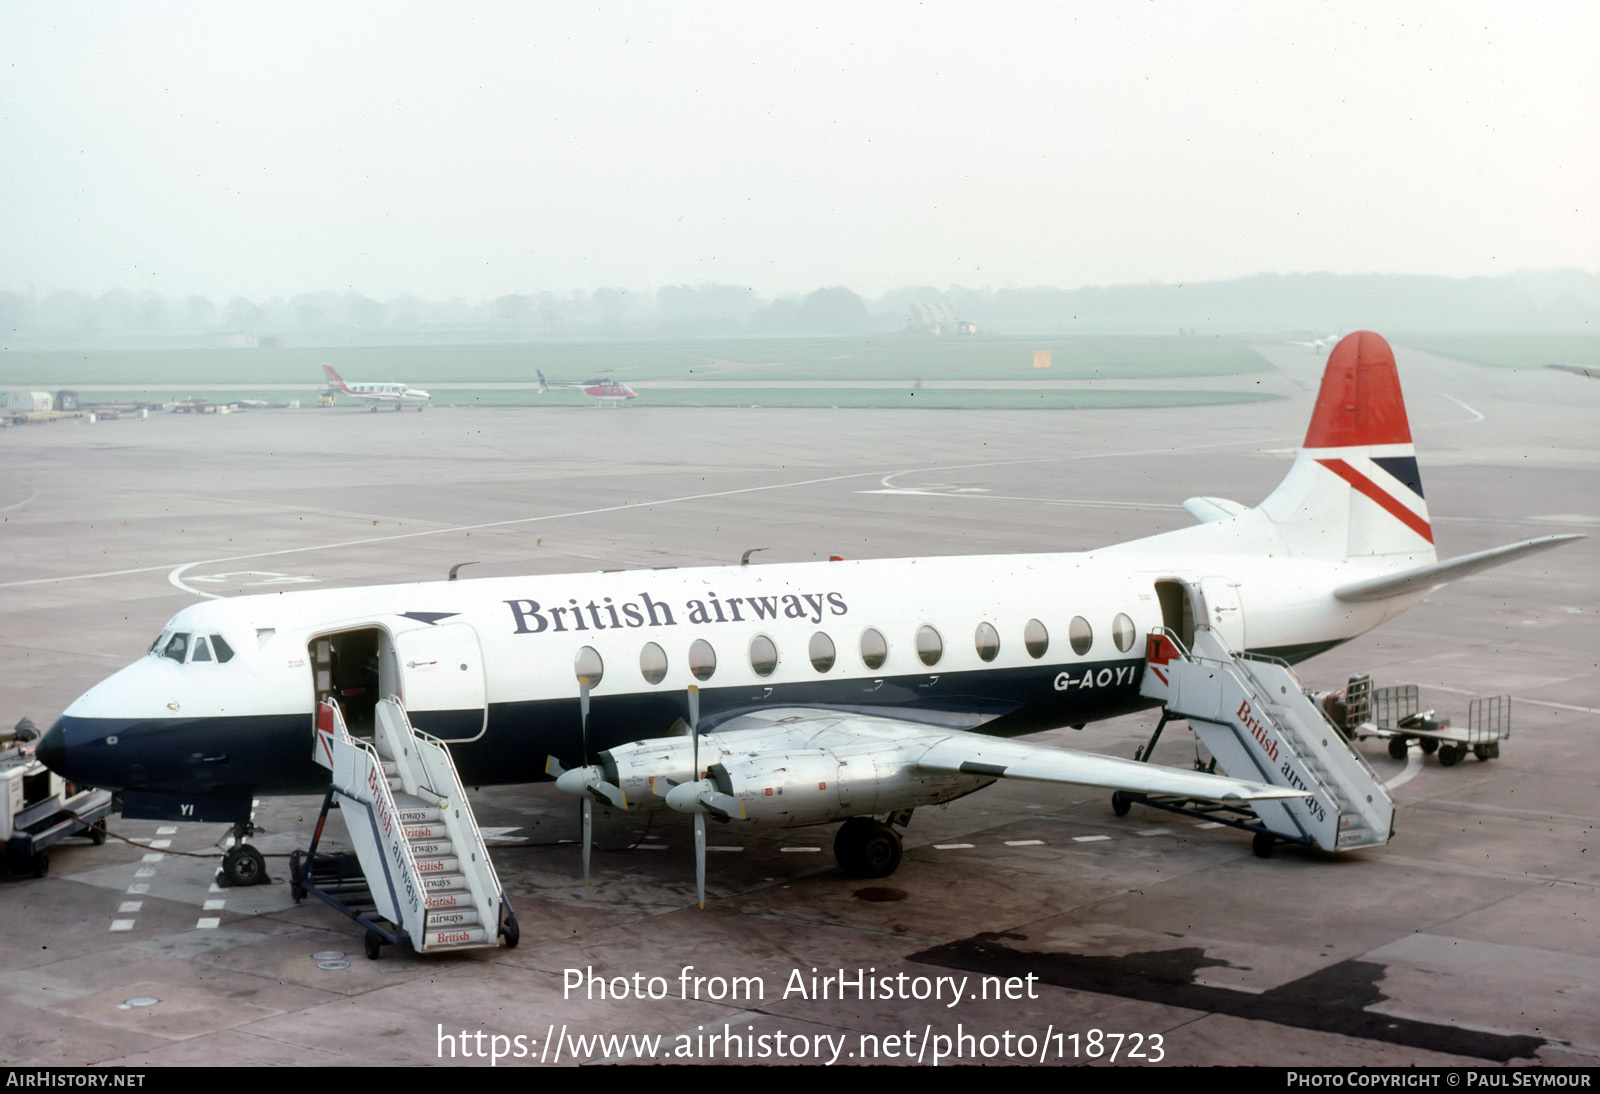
[1303, 331, 1412, 449]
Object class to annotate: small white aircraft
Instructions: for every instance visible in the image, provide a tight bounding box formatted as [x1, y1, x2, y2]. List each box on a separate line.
[41, 333, 1576, 898]
[322, 365, 431, 411]
[537, 370, 638, 407]
[1288, 334, 1340, 354]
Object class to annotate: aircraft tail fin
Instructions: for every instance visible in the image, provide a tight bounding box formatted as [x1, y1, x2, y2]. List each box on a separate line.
[537, 370, 548, 395]
[1255, 331, 1435, 564]
[322, 364, 353, 395]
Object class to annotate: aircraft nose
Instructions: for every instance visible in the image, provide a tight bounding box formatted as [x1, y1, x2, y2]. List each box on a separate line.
[36, 718, 67, 773]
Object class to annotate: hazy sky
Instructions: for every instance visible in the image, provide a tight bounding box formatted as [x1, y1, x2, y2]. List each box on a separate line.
[3, 1, 1596, 300]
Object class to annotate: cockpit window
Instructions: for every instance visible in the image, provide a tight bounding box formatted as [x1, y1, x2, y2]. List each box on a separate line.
[192, 637, 213, 662]
[149, 631, 168, 654]
[162, 632, 190, 663]
[212, 635, 235, 663]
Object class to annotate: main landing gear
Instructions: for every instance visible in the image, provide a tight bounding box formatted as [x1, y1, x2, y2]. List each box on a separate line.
[218, 820, 271, 887]
[833, 816, 905, 879]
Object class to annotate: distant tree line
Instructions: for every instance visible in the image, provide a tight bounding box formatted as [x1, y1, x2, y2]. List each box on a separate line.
[2, 270, 1595, 348]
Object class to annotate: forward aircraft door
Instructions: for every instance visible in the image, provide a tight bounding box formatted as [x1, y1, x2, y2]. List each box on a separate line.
[393, 622, 488, 742]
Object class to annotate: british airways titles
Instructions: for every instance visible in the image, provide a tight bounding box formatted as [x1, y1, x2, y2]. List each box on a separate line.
[505, 589, 850, 636]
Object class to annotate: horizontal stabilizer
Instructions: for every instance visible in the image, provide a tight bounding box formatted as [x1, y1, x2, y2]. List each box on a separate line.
[1183, 496, 1250, 523]
[1333, 534, 1582, 603]
[916, 738, 1304, 803]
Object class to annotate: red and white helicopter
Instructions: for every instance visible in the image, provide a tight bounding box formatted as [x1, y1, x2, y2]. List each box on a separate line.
[537, 370, 639, 407]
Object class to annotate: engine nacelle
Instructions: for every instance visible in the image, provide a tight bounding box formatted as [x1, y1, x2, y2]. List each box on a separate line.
[710, 746, 990, 825]
[601, 737, 729, 806]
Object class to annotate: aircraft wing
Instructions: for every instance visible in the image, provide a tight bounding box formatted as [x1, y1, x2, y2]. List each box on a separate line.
[703, 708, 1302, 804]
[912, 731, 1303, 801]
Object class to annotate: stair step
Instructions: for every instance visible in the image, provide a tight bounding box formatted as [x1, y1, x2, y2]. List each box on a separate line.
[402, 821, 449, 840]
[420, 872, 470, 893]
[422, 926, 490, 949]
[426, 907, 482, 929]
[413, 856, 461, 875]
[406, 837, 454, 857]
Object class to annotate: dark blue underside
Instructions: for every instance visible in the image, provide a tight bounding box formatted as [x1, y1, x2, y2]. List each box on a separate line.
[47, 657, 1154, 820]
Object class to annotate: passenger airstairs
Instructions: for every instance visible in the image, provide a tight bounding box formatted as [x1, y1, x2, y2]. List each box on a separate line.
[1134, 626, 1394, 856]
[293, 696, 516, 958]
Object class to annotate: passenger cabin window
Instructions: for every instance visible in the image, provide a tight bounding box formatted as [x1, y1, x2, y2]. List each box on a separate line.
[689, 639, 717, 681]
[1112, 613, 1137, 653]
[1069, 616, 1093, 656]
[809, 632, 836, 673]
[860, 628, 888, 670]
[1023, 619, 1049, 659]
[916, 625, 943, 667]
[974, 622, 1000, 662]
[749, 635, 778, 678]
[574, 646, 604, 688]
[162, 632, 190, 663]
[640, 642, 668, 685]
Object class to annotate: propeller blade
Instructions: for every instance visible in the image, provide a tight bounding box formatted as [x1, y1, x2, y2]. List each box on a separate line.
[688, 684, 700, 776]
[581, 796, 592, 887]
[579, 680, 592, 764]
[544, 755, 567, 778]
[694, 812, 706, 909]
[701, 789, 745, 822]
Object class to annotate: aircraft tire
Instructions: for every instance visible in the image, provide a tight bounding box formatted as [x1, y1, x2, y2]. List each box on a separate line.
[1111, 791, 1131, 817]
[834, 818, 902, 879]
[222, 845, 268, 887]
[1388, 736, 1409, 760]
[1438, 745, 1461, 767]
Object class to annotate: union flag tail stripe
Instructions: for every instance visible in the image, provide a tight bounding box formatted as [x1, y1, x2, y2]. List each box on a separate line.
[1316, 458, 1434, 544]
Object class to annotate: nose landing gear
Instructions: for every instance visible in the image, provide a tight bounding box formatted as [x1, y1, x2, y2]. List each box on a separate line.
[217, 821, 272, 887]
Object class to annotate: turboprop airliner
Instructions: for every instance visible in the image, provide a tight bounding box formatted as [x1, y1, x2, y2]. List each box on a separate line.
[40, 333, 1576, 895]
[322, 365, 431, 411]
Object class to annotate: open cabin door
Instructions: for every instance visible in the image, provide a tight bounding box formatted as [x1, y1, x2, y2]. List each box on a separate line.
[393, 622, 488, 742]
[1155, 577, 1246, 653]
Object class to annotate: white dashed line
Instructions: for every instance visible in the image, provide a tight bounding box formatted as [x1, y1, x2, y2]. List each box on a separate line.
[150, 840, 171, 849]
[134, 867, 156, 878]
[1196, 822, 1224, 829]
[1004, 839, 1045, 847]
[706, 846, 743, 853]
[156, 827, 178, 835]
[1072, 835, 1113, 843]
[118, 901, 143, 913]
[203, 899, 226, 911]
[140, 853, 164, 863]
[110, 920, 135, 932]
[196, 918, 221, 929]
[933, 843, 975, 850]
[127, 883, 149, 894]
[1136, 828, 1170, 837]
[780, 846, 823, 853]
